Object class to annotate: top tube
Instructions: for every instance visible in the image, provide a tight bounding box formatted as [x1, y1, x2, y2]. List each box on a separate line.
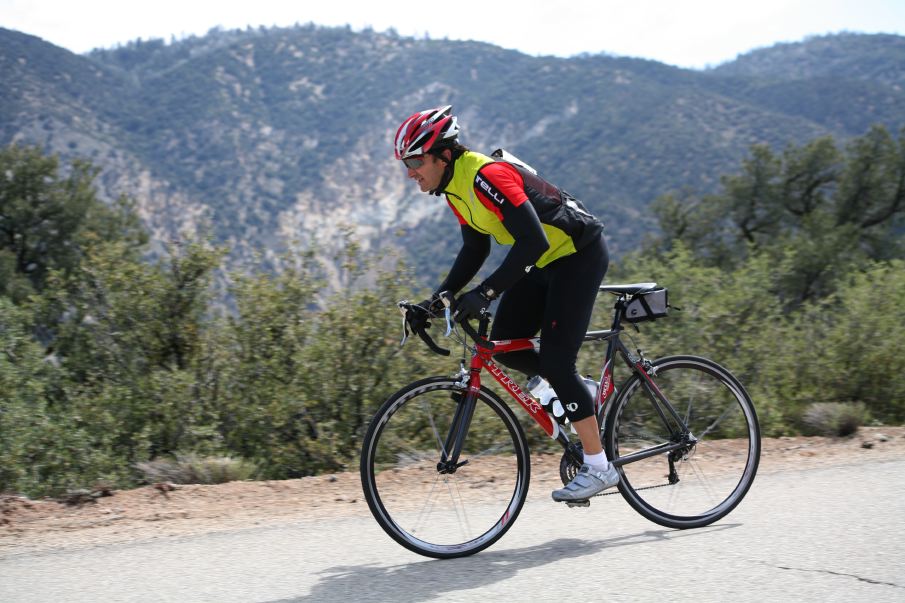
[399, 281, 661, 357]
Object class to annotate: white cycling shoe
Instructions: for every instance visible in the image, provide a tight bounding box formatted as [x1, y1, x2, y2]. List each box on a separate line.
[552, 463, 620, 503]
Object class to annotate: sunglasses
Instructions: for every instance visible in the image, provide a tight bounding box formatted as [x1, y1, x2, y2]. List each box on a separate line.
[402, 156, 425, 170]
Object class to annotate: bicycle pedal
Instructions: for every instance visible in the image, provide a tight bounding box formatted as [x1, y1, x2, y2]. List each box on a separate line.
[564, 499, 591, 508]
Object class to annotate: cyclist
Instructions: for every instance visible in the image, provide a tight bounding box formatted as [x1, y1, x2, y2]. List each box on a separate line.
[395, 105, 618, 503]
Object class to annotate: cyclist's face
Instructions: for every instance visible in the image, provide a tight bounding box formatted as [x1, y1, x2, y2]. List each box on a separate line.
[405, 153, 446, 193]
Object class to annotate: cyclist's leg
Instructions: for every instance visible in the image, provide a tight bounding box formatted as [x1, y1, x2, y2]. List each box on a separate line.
[539, 236, 615, 501]
[489, 271, 546, 377]
[538, 234, 609, 428]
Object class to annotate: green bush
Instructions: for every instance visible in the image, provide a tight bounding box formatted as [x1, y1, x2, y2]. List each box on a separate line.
[762, 260, 905, 425]
[604, 244, 790, 436]
[135, 453, 258, 485]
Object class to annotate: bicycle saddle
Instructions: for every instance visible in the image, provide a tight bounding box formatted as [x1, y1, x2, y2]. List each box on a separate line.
[598, 282, 658, 295]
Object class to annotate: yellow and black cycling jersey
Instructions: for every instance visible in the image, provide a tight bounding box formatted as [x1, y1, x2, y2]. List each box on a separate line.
[437, 150, 603, 296]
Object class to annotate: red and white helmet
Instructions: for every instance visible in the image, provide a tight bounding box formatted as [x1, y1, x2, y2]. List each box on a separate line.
[394, 105, 459, 160]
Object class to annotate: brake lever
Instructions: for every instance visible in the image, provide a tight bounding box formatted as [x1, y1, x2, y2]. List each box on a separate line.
[396, 299, 450, 356]
[438, 291, 453, 337]
[435, 291, 495, 351]
[397, 300, 412, 346]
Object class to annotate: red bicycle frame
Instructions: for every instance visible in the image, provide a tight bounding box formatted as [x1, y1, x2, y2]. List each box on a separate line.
[463, 333, 617, 442]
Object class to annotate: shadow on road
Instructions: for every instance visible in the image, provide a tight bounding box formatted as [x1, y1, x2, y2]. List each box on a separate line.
[272, 523, 739, 603]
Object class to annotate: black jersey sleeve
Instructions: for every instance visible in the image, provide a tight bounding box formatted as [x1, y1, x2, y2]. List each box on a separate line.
[437, 225, 491, 296]
[481, 199, 549, 295]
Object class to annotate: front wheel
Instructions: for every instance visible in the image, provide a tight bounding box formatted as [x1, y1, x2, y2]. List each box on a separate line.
[604, 355, 760, 529]
[360, 376, 530, 558]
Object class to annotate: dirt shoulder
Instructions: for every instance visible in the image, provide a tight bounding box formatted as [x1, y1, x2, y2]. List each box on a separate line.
[2, 426, 903, 556]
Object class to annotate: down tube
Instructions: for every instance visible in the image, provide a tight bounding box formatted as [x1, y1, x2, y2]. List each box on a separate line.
[484, 360, 560, 438]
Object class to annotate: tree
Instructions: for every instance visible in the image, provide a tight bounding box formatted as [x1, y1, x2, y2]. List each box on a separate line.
[834, 125, 905, 258]
[649, 126, 905, 306]
[211, 240, 447, 478]
[41, 239, 224, 463]
[0, 145, 147, 301]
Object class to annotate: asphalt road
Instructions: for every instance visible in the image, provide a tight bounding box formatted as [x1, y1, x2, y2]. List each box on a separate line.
[1, 459, 903, 602]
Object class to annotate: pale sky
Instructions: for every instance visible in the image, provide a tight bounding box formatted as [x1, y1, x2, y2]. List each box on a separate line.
[2, 0, 904, 69]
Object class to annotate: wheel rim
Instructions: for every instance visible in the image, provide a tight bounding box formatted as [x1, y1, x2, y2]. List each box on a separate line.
[363, 381, 528, 556]
[610, 358, 759, 524]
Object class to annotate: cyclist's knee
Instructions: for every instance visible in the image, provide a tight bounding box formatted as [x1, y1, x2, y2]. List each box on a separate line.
[538, 348, 577, 384]
[539, 356, 595, 421]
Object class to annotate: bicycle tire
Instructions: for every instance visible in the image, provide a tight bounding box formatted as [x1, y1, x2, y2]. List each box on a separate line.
[603, 355, 760, 529]
[360, 376, 530, 558]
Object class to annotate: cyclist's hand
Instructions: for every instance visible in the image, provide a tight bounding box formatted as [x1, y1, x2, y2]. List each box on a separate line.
[453, 287, 492, 322]
[406, 294, 444, 332]
[423, 293, 446, 315]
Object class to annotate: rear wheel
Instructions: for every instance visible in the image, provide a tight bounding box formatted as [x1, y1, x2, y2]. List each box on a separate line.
[604, 355, 760, 528]
[360, 376, 530, 558]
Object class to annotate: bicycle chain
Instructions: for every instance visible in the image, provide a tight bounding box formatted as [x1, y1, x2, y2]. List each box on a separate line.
[561, 452, 675, 498]
[593, 481, 673, 497]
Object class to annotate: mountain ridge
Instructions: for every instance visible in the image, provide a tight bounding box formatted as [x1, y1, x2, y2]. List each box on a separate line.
[2, 26, 903, 283]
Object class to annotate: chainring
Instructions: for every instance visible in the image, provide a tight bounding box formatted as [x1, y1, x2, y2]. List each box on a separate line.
[558, 442, 584, 485]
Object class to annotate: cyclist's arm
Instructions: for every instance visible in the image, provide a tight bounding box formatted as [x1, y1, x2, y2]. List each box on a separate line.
[477, 164, 549, 295]
[437, 225, 490, 295]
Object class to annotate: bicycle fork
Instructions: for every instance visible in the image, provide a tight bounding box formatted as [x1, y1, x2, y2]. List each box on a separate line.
[437, 370, 480, 474]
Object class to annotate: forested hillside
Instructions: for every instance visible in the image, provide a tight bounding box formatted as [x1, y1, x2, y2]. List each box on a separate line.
[2, 26, 903, 281]
[1, 126, 903, 497]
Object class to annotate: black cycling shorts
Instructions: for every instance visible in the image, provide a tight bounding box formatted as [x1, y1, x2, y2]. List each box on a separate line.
[489, 234, 609, 422]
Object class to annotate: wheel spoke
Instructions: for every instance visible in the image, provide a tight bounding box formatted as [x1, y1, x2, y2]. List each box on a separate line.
[607, 356, 760, 528]
[698, 402, 742, 440]
[361, 378, 530, 558]
[422, 398, 449, 458]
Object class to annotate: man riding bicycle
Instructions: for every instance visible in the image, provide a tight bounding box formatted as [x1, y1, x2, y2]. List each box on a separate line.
[394, 105, 618, 503]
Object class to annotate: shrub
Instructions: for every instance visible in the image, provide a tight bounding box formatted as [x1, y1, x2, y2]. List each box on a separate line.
[800, 402, 868, 437]
[136, 453, 258, 485]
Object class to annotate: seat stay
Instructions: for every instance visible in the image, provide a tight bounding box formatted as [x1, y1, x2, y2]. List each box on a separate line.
[599, 336, 694, 451]
[633, 363, 693, 436]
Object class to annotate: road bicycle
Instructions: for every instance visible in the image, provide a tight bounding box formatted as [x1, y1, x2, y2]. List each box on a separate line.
[360, 283, 761, 559]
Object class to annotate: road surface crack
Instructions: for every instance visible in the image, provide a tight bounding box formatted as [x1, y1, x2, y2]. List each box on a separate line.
[762, 561, 902, 589]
